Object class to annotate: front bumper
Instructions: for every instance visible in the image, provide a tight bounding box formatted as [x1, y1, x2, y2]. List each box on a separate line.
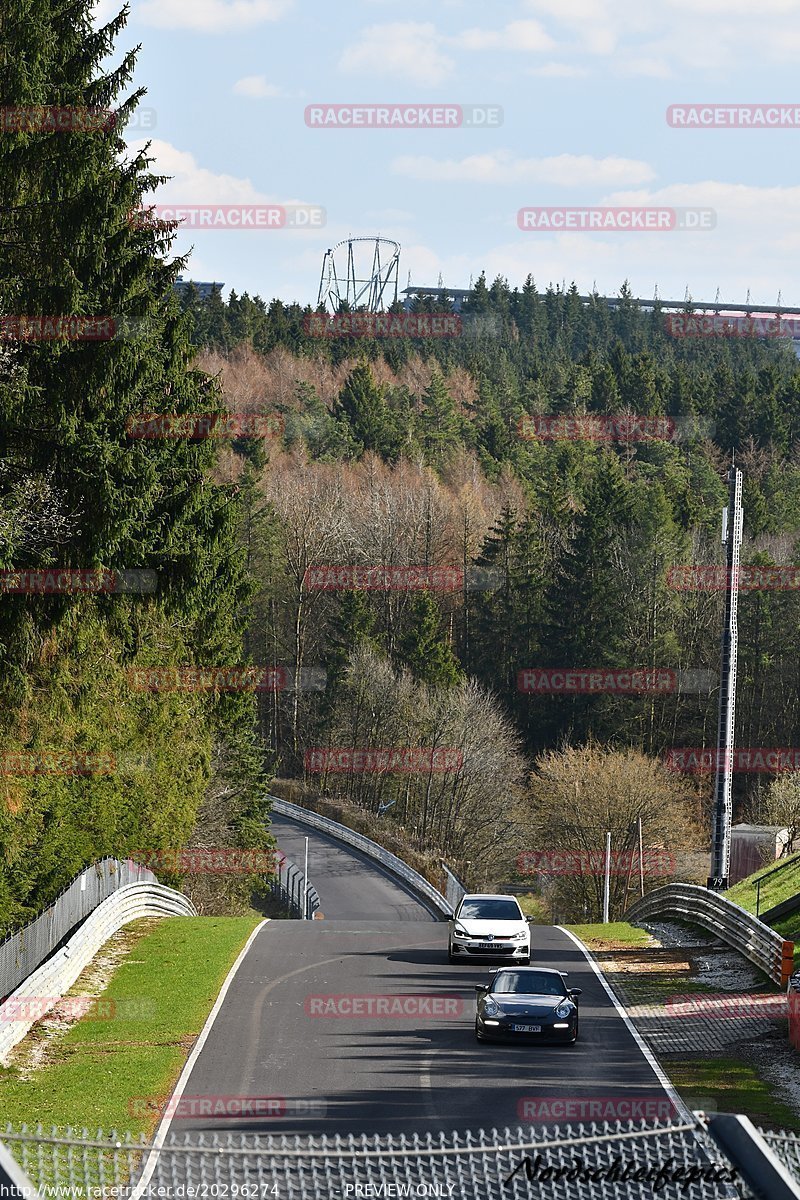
[476, 1014, 577, 1042]
[449, 940, 529, 959]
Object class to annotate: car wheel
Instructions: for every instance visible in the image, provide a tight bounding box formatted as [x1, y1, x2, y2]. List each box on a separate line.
[519, 956, 530, 966]
[569, 1020, 579, 1045]
[474, 1019, 485, 1042]
[448, 949, 457, 964]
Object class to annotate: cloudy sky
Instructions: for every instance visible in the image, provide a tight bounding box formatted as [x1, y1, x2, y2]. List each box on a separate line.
[99, 0, 800, 308]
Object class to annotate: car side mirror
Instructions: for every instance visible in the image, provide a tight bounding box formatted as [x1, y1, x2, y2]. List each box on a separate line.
[568, 988, 582, 999]
[475, 984, 489, 993]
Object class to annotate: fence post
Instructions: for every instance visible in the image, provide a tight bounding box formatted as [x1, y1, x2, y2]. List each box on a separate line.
[706, 1113, 800, 1198]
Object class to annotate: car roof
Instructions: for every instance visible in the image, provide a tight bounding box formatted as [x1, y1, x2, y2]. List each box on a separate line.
[493, 966, 563, 976]
[460, 893, 519, 902]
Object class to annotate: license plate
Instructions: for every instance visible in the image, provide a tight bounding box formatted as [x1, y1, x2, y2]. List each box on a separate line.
[512, 1024, 541, 1033]
[476, 943, 497, 950]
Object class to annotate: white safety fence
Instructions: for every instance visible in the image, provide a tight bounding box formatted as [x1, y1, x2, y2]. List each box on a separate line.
[0, 882, 196, 1063]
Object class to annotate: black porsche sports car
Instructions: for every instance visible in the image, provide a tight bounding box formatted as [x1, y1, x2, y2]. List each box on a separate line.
[474, 966, 581, 1043]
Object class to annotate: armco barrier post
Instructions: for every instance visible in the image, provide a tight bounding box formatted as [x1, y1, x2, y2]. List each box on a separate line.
[782, 941, 795, 988]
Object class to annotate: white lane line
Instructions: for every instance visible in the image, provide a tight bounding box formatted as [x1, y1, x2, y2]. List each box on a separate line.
[557, 926, 694, 1122]
[130, 919, 270, 1200]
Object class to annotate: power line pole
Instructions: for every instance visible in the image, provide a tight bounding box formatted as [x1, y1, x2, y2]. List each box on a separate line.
[708, 464, 744, 892]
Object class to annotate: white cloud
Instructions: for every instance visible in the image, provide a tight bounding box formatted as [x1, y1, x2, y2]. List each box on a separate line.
[129, 140, 321, 214]
[137, 0, 292, 33]
[233, 75, 283, 98]
[529, 62, 588, 77]
[338, 23, 455, 86]
[521, 0, 800, 73]
[391, 150, 656, 187]
[452, 20, 554, 52]
[130, 139, 267, 202]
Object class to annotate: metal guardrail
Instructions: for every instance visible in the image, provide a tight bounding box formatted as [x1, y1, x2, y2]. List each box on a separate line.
[268, 853, 321, 919]
[0, 882, 196, 1063]
[627, 883, 794, 988]
[0, 858, 158, 1000]
[270, 797, 453, 918]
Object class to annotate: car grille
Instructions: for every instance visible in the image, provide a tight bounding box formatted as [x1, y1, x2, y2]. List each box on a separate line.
[466, 945, 515, 954]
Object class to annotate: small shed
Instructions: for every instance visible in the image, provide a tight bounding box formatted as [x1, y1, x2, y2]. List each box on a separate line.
[729, 824, 790, 884]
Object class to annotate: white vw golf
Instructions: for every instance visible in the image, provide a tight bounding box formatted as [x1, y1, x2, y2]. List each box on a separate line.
[448, 893, 531, 965]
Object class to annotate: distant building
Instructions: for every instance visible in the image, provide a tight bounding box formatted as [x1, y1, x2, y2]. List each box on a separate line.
[173, 275, 224, 301]
[402, 286, 472, 312]
[729, 824, 790, 884]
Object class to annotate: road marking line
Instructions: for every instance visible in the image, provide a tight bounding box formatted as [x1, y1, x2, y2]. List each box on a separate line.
[557, 926, 693, 1122]
[130, 918, 270, 1199]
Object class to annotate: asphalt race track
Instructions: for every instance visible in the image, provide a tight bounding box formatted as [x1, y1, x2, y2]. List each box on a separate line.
[162, 814, 680, 1139]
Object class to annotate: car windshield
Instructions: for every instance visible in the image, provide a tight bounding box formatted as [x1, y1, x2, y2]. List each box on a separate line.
[492, 972, 567, 997]
[458, 899, 521, 921]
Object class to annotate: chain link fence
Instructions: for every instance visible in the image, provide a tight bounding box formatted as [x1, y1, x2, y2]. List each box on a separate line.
[0, 860, 157, 1000]
[6, 1116, 799, 1199]
[267, 854, 320, 919]
[443, 864, 467, 913]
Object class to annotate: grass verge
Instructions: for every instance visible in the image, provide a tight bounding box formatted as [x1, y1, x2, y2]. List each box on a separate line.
[564, 922, 656, 950]
[0, 915, 261, 1137]
[727, 853, 800, 918]
[668, 1057, 800, 1132]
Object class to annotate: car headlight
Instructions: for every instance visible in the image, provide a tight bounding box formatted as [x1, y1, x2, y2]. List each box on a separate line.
[453, 925, 470, 938]
[512, 930, 528, 941]
[483, 998, 501, 1017]
[555, 1003, 572, 1020]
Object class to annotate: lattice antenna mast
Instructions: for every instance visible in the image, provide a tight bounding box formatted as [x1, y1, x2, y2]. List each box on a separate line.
[708, 464, 744, 891]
